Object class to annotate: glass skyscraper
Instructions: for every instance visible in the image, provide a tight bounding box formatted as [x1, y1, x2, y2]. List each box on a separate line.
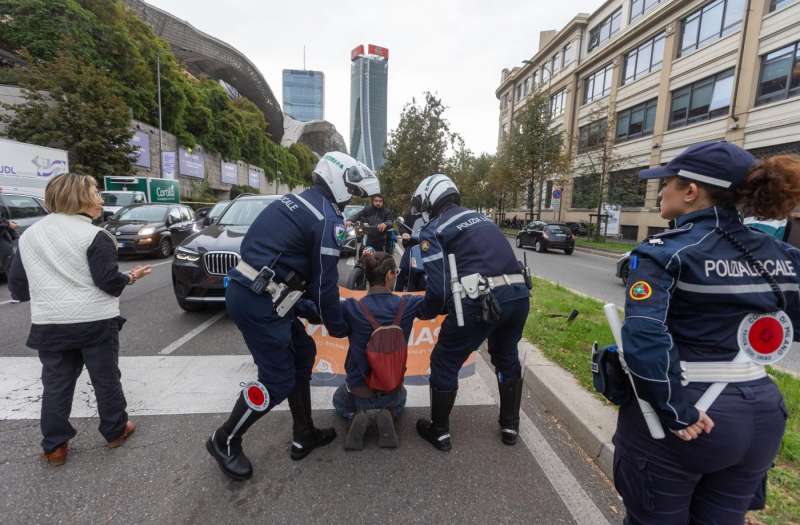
[350, 45, 389, 170]
[282, 69, 324, 122]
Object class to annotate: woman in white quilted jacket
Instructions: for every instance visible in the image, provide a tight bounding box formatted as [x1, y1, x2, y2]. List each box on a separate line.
[8, 173, 151, 466]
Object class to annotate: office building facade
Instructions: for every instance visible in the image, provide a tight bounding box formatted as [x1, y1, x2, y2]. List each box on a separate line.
[496, 0, 800, 241]
[283, 69, 325, 122]
[350, 44, 389, 170]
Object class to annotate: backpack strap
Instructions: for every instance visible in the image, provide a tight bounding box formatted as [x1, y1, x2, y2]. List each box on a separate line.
[392, 296, 407, 325]
[357, 298, 381, 330]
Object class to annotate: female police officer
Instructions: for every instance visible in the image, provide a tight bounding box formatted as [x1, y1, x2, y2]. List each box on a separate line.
[617, 141, 800, 524]
[206, 152, 379, 481]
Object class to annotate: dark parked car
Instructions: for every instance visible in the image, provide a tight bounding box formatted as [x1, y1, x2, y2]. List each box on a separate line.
[172, 194, 281, 311]
[516, 222, 575, 254]
[105, 203, 198, 258]
[565, 221, 589, 236]
[0, 193, 49, 278]
[616, 251, 632, 285]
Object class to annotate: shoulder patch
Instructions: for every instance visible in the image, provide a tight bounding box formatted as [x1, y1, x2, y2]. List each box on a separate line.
[629, 280, 653, 301]
[334, 224, 347, 246]
[420, 240, 431, 252]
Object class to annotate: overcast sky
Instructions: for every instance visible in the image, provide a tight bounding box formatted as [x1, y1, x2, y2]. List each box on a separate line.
[148, 0, 599, 156]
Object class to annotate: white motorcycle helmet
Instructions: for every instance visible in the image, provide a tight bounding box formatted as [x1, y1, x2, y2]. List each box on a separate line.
[410, 173, 460, 220]
[313, 152, 380, 207]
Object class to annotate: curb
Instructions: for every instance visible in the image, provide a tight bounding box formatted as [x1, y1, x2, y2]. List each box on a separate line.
[520, 340, 617, 479]
[574, 246, 627, 259]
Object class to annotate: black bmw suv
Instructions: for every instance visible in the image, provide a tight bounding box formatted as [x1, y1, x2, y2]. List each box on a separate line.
[172, 194, 281, 311]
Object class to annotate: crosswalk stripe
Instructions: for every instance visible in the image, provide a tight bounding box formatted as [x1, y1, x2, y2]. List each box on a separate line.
[0, 355, 495, 420]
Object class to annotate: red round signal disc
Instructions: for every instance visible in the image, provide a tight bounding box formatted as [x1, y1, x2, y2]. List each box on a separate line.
[242, 381, 270, 412]
[738, 311, 793, 364]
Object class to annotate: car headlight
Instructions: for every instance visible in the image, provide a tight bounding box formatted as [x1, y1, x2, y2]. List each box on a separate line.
[138, 226, 156, 237]
[175, 247, 201, 262]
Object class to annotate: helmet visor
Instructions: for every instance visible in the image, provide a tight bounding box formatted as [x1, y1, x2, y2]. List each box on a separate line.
[409, 195, 423, 216]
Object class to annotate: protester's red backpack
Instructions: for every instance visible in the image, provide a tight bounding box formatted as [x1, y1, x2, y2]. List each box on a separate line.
[357, 297, 408, 392]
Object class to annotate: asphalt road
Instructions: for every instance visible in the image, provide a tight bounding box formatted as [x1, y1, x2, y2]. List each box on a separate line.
[0, 253, 623, 525]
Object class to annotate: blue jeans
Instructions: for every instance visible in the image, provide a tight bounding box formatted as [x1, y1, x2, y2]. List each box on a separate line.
[333, 384, 407, 420]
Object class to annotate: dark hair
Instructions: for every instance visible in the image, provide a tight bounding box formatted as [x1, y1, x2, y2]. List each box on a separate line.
[676, 154, 800, 219]
[361, 251, 397, 286]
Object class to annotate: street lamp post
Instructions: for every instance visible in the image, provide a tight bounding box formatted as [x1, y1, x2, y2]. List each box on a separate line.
[156, 52, 164, 179]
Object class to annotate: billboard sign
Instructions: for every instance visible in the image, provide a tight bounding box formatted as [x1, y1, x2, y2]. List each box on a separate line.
[129, 131, 151, 168]
[602, 204, 621, 237]
[221, 161, 238, 185]
[161, 151, 176, 180]
[179, 148, 204, 179]
[248, 166, 263, 189]
[351, 45, 365, 61]
[368, 44, 389, 60]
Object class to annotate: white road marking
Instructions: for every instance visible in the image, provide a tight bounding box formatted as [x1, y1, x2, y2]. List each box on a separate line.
[475, 354, 611, 525]
[0, 299, 19, 306]
[0, 355, 495, 419]
[158, 311, 226, 355]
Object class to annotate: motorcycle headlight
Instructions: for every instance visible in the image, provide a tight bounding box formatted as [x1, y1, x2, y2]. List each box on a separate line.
[175, 247, 201, 262]
[138, 226, 156, 237]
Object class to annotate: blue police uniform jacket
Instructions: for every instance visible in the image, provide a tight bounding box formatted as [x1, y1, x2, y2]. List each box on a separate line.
[229, 186, 349, 337]
[622, 206, 800, 430]
[342, 291, 424, 389]
[418, 204, 528, 319]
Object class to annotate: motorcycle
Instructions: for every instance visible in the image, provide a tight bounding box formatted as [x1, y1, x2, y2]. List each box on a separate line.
[344, 221, 382, 290]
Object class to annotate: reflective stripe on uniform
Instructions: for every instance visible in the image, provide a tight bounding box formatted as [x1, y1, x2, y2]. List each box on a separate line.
[676, 281, 800, 294]
[422, 252, 443, 263]
[436, 210, 473, 234]
[294, 194, 324, 221]
[320, 247, 340, 257]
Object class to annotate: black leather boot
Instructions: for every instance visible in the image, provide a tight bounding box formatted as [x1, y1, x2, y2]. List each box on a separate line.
[498, 377, 523, 446]
[288, 378, 336, 460]
[416, 387, 457, 451]
[206, 391, 268, 480]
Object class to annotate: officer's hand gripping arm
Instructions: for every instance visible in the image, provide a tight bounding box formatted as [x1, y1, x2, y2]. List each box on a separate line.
[621, 253, 700, 431]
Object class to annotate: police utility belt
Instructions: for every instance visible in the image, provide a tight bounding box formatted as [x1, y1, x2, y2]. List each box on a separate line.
[235, 261, 305, 317]
[679, 359, 766, 385]
[460, 273, 526, 299]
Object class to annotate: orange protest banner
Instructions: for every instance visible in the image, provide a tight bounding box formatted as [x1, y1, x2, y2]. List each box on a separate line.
[307, 287, 475, 383]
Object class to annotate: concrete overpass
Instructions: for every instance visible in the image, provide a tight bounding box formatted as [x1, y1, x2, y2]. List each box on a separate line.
[125, 0, 284, 142]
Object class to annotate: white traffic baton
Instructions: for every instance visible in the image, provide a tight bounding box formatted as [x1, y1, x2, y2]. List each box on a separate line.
[604, 303, 666, 440]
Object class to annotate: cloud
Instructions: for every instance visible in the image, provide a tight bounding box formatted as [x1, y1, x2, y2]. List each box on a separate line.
[147, 0, 598, 155]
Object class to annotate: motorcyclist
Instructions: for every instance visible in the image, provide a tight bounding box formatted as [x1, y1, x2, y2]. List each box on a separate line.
[347, 194, 395, 253]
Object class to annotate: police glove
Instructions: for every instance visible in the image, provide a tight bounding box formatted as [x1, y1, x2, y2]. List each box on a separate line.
[480, 292, 503, 323]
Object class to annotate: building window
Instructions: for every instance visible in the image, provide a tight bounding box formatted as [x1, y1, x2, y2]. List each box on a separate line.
[622, 32, 666, 85]
[571, 174, 600, 208]
[770, 0, 794, 11]
[607, 169, 647, 207]
[502, 94, 509, 110]
[679, 0, 745, 57]
[523, 78, 530, 97]
[516, 84, 522, 102]
[616, 99, 658, 142]
[668, 69, 735, 129]
[545, 180, 554, 208]
[578, 118, 608, 153]
[756, 41, 800, 106]
[541, 64, 551, 86]
[551, 54, 560, 76]
[550, 89, 567, 116]
[630, 0, 664, 22]
[562, 42, 575, 67]
[588, 8, 623, 52]
[583, 64, 614, 104]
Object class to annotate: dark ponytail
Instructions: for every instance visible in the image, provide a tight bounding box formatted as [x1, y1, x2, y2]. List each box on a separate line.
[360, 251, 397, 286]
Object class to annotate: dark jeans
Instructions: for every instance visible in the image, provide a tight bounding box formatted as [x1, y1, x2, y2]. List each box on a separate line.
[0, 236, 13, 275]
[333, 384, 407, 419]
[614, 379, 787, 525]
[38, 334, 128, 453]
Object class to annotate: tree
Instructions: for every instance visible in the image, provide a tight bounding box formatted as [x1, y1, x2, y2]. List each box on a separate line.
[2, 49, 135, 180]
[289, 143, 316, 187]
[507, 91, 569, 220]
[572, 104, 639, 239]
[488, 143, 518, 223]
[380, 92, 452, 211]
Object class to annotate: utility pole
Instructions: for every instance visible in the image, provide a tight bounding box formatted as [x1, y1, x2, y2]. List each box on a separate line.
[157, 52, 164, 178]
